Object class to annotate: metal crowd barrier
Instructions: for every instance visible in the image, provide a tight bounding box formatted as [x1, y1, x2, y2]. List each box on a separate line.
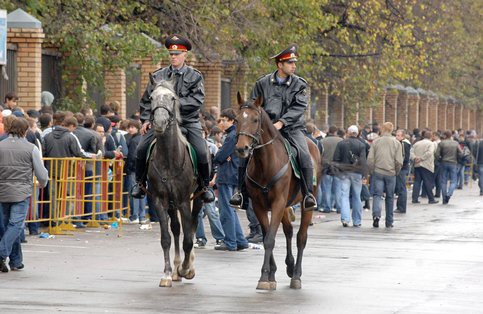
[26, 158, 129, 235]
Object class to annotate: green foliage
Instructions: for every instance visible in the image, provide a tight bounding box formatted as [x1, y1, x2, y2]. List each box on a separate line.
[2, 0, 479, 112]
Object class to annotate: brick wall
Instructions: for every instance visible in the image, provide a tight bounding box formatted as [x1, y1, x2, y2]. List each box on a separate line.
[7, 27, 44, 111]
[222, 61, 248, 109]
[192, 60, 222, 110]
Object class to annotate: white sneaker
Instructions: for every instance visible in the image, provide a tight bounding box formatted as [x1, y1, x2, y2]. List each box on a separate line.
[139, 223, 152, 230]
[130, 218, 139, 224]
[120, 217, 130, 223]
[139, 219, 149, 224]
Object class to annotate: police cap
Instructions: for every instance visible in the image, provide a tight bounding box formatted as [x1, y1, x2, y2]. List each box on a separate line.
[165, 34, 192, 54]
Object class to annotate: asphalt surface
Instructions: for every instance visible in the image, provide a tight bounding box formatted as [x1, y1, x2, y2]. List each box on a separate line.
[1, 184, 483, 313]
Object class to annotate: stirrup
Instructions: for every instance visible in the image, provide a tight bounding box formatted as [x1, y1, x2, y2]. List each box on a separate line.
[229, 192, 242, 208]
[302, 194, 317, 212]
[131, 182, 146, 199]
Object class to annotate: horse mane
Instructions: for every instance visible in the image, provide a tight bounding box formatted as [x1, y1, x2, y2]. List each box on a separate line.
[151, 80, 188, 147]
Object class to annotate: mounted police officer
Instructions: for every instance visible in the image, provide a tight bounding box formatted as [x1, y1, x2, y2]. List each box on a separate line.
[131, 34, 215, 203]
[230, 44, 317, 211]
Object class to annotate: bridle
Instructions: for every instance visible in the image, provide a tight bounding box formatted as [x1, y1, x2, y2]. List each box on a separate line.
[237, 105, 278, 154]
[151, 97, 177, 129]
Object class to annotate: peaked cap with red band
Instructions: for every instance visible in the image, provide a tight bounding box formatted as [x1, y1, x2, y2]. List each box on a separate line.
[270, 44, 299, 62]
[165, 34, 192, 54]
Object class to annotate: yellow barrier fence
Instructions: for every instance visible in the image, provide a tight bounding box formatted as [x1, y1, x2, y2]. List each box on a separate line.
[26, 158, 129, 235]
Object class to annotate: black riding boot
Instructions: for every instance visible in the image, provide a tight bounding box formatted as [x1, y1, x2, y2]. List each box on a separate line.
[301, 167, 317, 211]
[229, 164, 249, 209]
[199, 163, 215, 203]
[131, 157, 147, 199]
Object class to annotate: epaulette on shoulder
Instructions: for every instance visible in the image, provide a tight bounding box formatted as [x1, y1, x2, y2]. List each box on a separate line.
[257, 73, 271, 82]
[298, 76, 307, 84]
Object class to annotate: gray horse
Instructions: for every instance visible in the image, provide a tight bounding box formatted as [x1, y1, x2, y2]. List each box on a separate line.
[148, 80, 203, 287]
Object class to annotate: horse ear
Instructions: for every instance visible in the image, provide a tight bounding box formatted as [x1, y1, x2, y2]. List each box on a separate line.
[254, 95, 263, 108]
[149, 73, 155, 85]
[237, 92, 244, 107]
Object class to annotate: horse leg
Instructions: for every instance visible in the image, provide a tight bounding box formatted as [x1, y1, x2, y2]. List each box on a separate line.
[167, 208, 182, 282]
[290, 208, 313, 289]
[282, 207, 295, 278]
[254, 200, 284, 290]
[156, 202, 173, 287]
[177, 201, 196, 280]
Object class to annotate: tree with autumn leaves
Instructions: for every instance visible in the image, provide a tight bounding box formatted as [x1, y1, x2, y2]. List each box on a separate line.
[1, 0, 480, 113]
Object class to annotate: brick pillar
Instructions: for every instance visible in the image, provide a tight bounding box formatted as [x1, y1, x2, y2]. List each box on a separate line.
[478, 109, 483, 135]
[7, 22, 44, 111]
[194, 60, 222, 111]
[372, 92, 385, 125]
[396, 88, 408, 129]
[462, 107, 470, 130]
[406, 89, 419, 131]
[104, 68, 126, 118]
[418, 93, 429, 129]
[438, 97, 448, 131]
[428, 95, 439, 131]
[138, 57, 162, 91]
[454, 103, 462, 130]
[446, 99, 455, 131]
[384, 88, 398, 125]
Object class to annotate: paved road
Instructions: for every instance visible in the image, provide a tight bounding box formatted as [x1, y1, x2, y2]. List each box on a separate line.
[1, 185, 483, 313]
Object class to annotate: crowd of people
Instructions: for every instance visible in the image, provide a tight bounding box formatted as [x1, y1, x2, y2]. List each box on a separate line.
[315, 121, 483, 229]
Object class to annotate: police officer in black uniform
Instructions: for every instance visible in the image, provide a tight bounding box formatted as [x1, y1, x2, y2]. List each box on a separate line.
[131, 34, 214, 203]
[230, 44, 317, 211]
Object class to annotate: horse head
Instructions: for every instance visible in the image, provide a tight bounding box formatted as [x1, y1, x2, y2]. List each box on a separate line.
[151, 80, 179, 135]
[235, 92, 265, 158]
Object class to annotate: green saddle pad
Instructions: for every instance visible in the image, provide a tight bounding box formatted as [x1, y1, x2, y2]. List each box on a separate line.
[283, 138, 301, 179]
[147, 139, 198, 177]
[283, 138, 317, 186]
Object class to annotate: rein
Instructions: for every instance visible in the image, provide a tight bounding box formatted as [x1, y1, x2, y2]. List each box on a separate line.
[238, 105, 290, 208]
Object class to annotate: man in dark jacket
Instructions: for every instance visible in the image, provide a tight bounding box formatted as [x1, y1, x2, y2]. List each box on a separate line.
[214, 109, 249, 251]
[73, 113, 98, 221]
[333, 125, 368, 227]
[131, 34, 213, 203]
[435, 130, 462, 204]
[230, 44, 316, 211]
[473, 138, 483, 196]
[395, 129, 411, 213]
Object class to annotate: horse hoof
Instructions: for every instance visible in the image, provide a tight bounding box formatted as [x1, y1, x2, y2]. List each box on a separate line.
[290, 279, 302, 289]
[172, 273, 182, 282]
[184, 269, 196, 280]
[256, 281, 272, 290]
[269, 281, 277, 290]
[159, 278, 172, 287]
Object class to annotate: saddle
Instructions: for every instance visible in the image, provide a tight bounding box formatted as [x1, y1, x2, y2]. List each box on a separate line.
[147, 138, 198, 177]
[283, 137, 317, 186]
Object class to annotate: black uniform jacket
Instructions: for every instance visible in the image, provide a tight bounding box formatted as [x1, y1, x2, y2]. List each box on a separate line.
[139, 65, 205, 126]
[250, 71, 308, 131]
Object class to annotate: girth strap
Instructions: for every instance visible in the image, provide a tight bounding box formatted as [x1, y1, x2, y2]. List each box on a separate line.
[246, 160, 290, 209]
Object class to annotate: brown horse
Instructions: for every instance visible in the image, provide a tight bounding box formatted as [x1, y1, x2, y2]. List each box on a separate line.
[235, 94, 321, 290]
